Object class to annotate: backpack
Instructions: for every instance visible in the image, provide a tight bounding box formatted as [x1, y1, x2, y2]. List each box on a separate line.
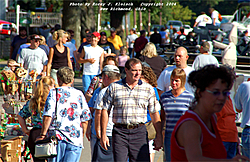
[218, 13, 223, 21]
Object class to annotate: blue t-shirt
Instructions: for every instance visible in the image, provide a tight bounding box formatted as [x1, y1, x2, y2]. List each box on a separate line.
[64, 42, 77, 59]
[160, 90, 194, 133]
[235, 82, 250, 128]
[88, 87, 101, 136]
[17, 44, 30, 55]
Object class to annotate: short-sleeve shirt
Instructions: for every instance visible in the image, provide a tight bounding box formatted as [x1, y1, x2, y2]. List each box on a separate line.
[94, 87, 114, 137]
[157, 65, 194, 93]
[100, 79, 160, 124]
[18, 100, 43, 128]
[64, 42, 77, 59]
[17, 44, 30, 55]
[18, 47, 48, 75]
[107, 35, 123, 50]
[160, 90, 194, 133]
[43, 87, 92, 147]
[234, 82, 250, 128]
[192, 54, 219, 70]
[195, 14, 212, 27]
[98, 41, 116, 54]
[83, 44, 104, 75]
[211, 10, 220, 23]
[11, 35, 27, 60]
[126, 34, 138, 48]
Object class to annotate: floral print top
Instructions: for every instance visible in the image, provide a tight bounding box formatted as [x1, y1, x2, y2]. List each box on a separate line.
[18, 100, 43, 128]
[43, 87, 92, 147]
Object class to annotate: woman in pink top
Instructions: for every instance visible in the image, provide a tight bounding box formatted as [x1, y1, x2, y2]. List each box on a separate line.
[117, 46, 130, 79]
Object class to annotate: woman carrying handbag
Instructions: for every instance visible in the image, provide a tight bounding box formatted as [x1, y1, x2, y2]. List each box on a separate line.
[18, 76, 55, 162]
[36, 66, 92, 162]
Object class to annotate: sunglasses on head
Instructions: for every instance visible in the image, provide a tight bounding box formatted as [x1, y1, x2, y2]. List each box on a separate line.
[206, 89, 230, 97]
[33, 39, 40, 42]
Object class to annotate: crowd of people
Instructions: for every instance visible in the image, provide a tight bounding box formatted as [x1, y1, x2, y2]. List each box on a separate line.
[3, 18, 249, 162]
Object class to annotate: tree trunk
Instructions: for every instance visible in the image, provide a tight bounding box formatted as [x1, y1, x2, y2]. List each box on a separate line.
[62, 1, 81, 48]
[110, 11, 125, 41]
[81, 0, 96, 40]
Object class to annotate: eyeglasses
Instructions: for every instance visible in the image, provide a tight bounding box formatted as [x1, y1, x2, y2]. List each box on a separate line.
[206, 90, 231, 97]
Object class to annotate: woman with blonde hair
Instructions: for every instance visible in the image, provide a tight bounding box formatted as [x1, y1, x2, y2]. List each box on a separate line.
[47, 29, 72, 87]
[39, 35, 49, 56]
[139, 42, 167, 78]
[18, 76, 54, 162]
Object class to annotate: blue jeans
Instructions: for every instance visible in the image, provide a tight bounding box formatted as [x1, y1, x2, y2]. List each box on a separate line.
[222, 141, 237, 159]
[90, 134, 97, 158]
[48, 140, 82, 162]
[242, 127, 250, 158]
[82, 74, 95, 93]
[164, 132, 172, 162]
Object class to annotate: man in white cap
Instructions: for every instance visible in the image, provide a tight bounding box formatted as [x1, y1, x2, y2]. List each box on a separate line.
[18, 34, 48, 79]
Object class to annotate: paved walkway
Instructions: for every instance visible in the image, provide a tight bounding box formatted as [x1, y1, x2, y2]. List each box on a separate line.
[0, 60, 163, 162]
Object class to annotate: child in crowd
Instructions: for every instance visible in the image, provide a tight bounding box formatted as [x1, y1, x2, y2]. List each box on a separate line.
[1, 59, 19, 101]
[117, 46, 130, 79]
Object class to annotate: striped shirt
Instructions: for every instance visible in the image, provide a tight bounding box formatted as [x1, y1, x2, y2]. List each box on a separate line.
[160, 90, 194, 133]
[101, 78, 160, 124]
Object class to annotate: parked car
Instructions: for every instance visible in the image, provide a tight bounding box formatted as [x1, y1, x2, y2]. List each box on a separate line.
[0, 20, 12, 35]
[183, 25, 193, 35]
[166, 20, 183, 31]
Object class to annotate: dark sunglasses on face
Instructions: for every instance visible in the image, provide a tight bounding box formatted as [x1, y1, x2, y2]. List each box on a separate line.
[206, 89, 231, 97]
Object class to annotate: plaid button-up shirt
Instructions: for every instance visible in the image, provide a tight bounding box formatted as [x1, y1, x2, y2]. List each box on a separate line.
[101, 78, 160, 124]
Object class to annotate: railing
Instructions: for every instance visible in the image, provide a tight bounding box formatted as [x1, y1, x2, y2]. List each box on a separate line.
[6, 11, 62, 27]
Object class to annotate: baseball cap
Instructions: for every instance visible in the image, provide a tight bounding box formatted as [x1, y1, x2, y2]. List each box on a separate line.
[100, 31, 106, 36]
[92, 32, 101, 39]
[102, 65, 120, 74]
[201, 41, 210, 51]
[110, 27, 116, 32]
[30, 34, 42, 40]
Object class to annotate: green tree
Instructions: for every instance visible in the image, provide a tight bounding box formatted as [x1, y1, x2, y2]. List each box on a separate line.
[171, 2, 196, 25]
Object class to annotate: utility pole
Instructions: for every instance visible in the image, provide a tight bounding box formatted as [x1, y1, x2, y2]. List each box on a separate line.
[160, 0, 162, 25]
[148, 0, 151, 34]
[97, 0, 102, 32]
[125, 13, 128, 37]
[139, 10, 142, 31]
[133, 8, 137, 30]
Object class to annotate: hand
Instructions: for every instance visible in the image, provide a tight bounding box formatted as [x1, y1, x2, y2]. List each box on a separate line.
[40, 72, 45, 77]
[153, 133, 163, 151]
[232, 154, 249, 161]
[86, 126, 91, 141]
[88, 58, 96, 64]
[76, 63, 80, 70]
[35, 136, 46, 142]
[100, 135, 110, 150]
[24, 129, 30, 136]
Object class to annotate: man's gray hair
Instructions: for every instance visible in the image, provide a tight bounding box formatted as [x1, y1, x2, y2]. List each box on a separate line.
[102, 71, 121, 80]
[57, 66, 74, 84]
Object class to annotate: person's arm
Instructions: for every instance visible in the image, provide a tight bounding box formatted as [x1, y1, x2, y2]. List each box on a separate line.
[78, 48, 95, 64]
[35, 115, 52, 141]
[81, 121, 88, 138]
[100, 109, 109, 150]
[95, 109, 102, 139]
[66, 47, 73, 69]
[99, 52, 104, 72]
[10, 46, 14, 59]
[46, 47, 54, 76]
[86, 119, 91, 141]
[17, 114, 30, 135]
[193, 21, 198, 27]
[150, 111, 163, 151]
[213, 18, 216, 25]
[73, 51, 80, 70]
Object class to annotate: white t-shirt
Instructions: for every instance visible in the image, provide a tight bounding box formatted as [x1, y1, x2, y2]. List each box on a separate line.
[18, 47, 48, 78]
[195, 14, 212, 27]
[83, 44, 104, 75]
[126, 34, 138, 48]
[192, 54, 219, 70]
[211, 10, 220, 23]
[157, 65, 194, 93]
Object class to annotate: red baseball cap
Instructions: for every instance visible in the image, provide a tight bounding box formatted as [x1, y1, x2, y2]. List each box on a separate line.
[92, 32, 100, 39]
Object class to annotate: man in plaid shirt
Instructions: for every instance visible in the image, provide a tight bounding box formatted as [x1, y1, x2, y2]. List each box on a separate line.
[100, 58, 163, 162]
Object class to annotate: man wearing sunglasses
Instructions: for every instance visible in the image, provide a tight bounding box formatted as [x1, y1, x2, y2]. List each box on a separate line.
[17, 34, 48, 80]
